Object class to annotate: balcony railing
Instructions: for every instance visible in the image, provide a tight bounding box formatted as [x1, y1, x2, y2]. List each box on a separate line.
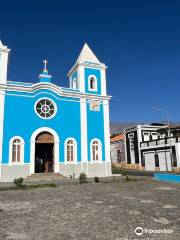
[140, 137, 180, 148]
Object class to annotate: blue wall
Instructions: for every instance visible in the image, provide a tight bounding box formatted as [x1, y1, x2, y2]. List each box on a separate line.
[2, 89, 81, 163]
[87, 101, 105, 161]
[154, 173, 180, 183]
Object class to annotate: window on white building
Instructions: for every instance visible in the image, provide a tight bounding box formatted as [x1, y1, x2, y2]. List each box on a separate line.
[151, 132, 158, 140]
[143, 132, 150, 141]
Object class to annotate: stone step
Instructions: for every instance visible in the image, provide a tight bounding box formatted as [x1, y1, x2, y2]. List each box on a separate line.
[29, 173, 63, 177]
[25, 173, 66, 182]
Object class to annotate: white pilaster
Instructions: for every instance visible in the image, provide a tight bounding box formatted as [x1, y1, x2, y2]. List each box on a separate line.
[0, 90, 5, 178]
[78, 65, 85, 93]
[103, 100, 111, 162]
[80, 98, 88, 166]
[124, 131, 128, 163]
[175, 143, 180, 168]
[0, 42, 10, 84]
[101, 69, 107, 96]
[137, 126, 142, 165]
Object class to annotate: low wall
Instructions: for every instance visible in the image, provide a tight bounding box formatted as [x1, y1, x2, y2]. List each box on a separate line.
[112, 163, 180, 172]
[154, 173, 180, 183]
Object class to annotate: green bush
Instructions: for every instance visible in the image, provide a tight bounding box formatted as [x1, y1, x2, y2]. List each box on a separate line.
[125, 175, 130, 181]
[94, 176, 100, 183]
[79, 172, 87, 184]
[14, 177, 24, 187]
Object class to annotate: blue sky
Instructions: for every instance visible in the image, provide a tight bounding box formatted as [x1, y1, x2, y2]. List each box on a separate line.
[0, 0, 179, 123]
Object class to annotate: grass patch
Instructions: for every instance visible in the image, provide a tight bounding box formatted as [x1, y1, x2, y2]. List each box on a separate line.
[112, 167, 126, 175]
[0, 183, 57, 191]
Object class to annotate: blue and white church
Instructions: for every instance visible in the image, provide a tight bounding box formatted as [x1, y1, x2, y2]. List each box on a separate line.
[0, 41, 112, 182]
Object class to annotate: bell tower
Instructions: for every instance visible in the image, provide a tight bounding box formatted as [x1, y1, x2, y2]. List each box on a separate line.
[0, 40, 10, 84]
[67, 43, 107, 96]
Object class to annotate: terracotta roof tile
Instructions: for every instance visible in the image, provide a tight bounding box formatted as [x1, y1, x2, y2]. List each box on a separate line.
[110, 134, 124, 142]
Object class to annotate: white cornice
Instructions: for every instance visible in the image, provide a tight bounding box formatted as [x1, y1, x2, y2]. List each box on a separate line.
[0, 82, 111, 100]
[67, 61, 107, 77]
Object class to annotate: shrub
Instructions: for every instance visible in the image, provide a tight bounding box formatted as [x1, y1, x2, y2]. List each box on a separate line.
[14, 177, 24, 187]
[94, 176, 100, 183]
[79, 172, 87, 184]
[125, 175, 130, 181]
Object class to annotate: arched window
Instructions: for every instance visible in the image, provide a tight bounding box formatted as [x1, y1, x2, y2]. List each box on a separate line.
[88, 75, 97, 91]
[65, 138, 77, 163]
[91, 139, 102, 162]
[72, 78, 77, 89]
[9, 137, 24, 164]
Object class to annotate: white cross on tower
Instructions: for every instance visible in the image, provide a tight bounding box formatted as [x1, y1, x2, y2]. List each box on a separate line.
[43, 59, 48, 71]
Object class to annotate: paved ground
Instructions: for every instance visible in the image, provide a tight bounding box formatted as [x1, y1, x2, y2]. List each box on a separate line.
[0, 177, 179, 240]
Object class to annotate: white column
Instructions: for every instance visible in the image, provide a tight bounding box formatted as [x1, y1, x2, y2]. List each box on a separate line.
[80, 98, 88, 172]
[124, 131, 128, 163]
[137, 126, 142, 166]
[103, 100, 110, 162]
[30, 140, 35, 174]
[78, 65, 85, 93]
[175, 143, 180, 168]
[0, 90, 5, 178]
[0, 43, 10, 84]
[101, 69, 107, 96]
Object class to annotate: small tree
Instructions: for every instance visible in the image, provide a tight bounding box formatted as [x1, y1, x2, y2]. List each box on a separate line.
[79, 172, 87, 184]
[14, 177, 24, 187]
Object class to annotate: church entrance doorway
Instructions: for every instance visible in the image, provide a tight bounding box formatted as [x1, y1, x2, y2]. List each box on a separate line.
[35, 132, 54, 173]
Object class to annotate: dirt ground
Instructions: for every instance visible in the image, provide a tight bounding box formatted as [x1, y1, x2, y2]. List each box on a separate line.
[0, 177, 179, 240]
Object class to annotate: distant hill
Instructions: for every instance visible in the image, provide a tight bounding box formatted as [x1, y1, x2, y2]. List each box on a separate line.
[110, 122, 138, 134]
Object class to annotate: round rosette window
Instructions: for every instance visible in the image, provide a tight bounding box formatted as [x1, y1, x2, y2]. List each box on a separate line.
[35, 98, 56, 119]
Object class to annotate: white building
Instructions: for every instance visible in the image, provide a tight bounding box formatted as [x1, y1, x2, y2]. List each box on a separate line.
[124, 124, 180, 172]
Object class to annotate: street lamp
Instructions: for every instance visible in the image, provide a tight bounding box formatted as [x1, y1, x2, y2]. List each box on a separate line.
[152, 107, 173, 171]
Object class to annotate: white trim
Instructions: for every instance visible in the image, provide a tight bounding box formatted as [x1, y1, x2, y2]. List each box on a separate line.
[9, 136, 25, 165]
[100, 69, 107, 96]
[128, 133, 134, 138]
[34, 97, 57, 120]
[137, 128, 142, 166]
[67, 61, 107, 77]
[103, 100, 111, 162]
[0, 48, 10, 85]
[88, 75, 97, 92]
[90, 138, 102, 163]
[64, 137, 77, 164]
[0, 90, 5, 178]
[78, 65, 85, 93]
[30, 127, 60, 174]
[80, 99, 88, 164]
[0, 82, 111, 100]
[143, 151, 155, 156]
[72, 77, 77, 89]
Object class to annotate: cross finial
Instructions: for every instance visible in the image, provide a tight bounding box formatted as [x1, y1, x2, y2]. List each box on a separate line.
[43, 59, 48, 71]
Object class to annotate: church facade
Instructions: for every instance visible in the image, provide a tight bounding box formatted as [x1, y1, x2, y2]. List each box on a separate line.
[0, 41, 111, 182]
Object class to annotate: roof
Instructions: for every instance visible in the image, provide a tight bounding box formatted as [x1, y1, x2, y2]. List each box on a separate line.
[110, 134, 124, 143]
[76, 43, 101, 64]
